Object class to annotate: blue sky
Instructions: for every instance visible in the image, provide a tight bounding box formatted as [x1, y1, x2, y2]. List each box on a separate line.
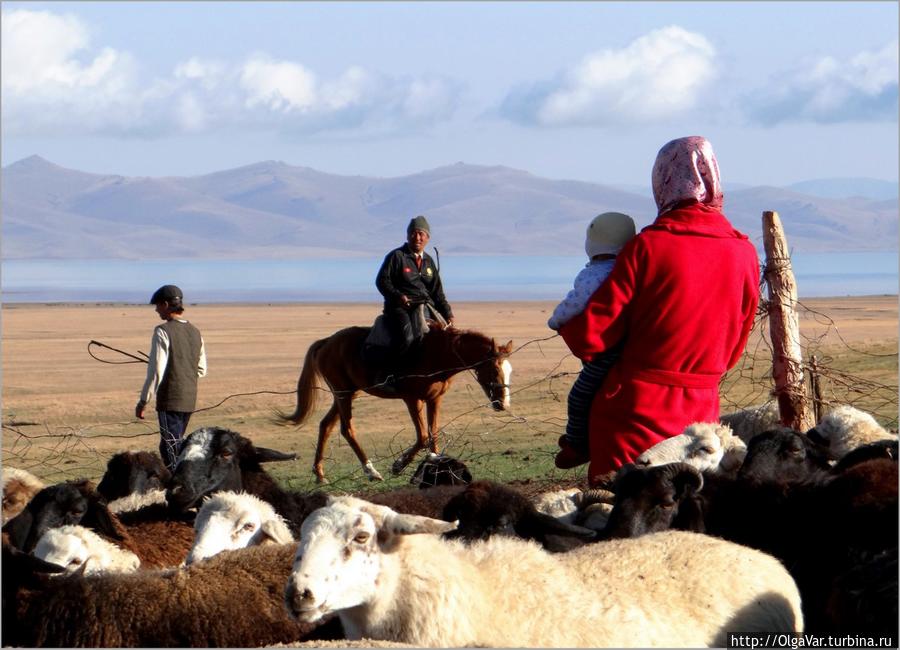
[2, 1, 897, 187]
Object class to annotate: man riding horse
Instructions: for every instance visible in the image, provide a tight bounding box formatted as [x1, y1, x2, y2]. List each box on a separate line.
[367, 216, 454, 377]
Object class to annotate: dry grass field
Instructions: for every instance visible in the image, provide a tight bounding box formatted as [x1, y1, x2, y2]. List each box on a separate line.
[2, 296, 897, 494]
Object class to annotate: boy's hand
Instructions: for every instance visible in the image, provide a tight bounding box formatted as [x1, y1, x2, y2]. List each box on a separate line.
[135, 400, 147, 419]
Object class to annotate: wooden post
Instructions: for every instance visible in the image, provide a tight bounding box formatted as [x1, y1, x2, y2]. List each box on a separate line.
[809, 354, 823, 424]
[762, 211, 815, 431]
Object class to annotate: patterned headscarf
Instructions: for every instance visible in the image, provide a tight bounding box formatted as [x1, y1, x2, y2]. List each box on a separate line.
[651, 136, 723, 216]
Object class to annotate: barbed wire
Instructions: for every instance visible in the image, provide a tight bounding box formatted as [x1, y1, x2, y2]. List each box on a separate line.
[3, 301, 896, 488]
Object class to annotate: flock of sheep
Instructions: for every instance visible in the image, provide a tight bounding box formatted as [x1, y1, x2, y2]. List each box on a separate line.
[1, 402, 897, 647]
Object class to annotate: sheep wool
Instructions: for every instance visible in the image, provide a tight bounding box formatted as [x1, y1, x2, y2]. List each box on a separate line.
[287, 497, 802, 648]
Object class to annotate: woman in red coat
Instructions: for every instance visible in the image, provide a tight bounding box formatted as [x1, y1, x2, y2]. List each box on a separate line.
[558, 136, 760, 486]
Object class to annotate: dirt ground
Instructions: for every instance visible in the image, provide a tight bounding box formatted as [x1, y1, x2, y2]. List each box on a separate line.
[2, 296, 897, 489]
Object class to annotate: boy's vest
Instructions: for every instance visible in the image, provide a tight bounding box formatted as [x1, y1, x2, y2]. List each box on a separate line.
[156, 320, 202, 413]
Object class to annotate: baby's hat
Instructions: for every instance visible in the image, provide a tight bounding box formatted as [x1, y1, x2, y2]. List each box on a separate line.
[585, 212, 636, 257]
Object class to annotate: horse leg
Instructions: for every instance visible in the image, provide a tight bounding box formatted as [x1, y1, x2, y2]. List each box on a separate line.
[425, 397, 441, 453]
[391, 398, 427, 475]
[313, 402, 340, 484]
[335, 395, 383, 481]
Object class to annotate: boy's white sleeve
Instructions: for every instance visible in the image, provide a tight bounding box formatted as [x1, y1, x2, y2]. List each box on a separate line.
[139, 327, 169, 404]
[197, 338, 207, 378]
[548, 267, 596, 330]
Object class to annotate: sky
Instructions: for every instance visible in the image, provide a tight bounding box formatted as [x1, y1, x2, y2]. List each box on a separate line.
[1, 1, 898, 188]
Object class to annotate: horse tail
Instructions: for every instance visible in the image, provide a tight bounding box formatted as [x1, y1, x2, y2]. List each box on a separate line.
[280, 337, 328, 426]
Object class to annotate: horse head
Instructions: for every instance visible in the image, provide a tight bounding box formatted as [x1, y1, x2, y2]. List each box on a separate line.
[472, 337, 513, 411]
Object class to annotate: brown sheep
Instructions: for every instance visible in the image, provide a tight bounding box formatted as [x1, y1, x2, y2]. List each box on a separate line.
[5, 543, 343, 647]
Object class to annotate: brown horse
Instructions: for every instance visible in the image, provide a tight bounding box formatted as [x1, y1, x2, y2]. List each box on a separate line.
[280, 326, 513, 483]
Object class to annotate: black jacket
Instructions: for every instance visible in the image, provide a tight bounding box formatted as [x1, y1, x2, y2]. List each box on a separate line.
[375, 244, 453, 320]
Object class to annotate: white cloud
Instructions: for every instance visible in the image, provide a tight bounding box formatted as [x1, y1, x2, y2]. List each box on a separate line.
[1, 9, 461, 137]
[499, 26, 717, 127]
[1, 9, 139, 134]
[240, 55, 317, 113]
[744, 41, 899, 125]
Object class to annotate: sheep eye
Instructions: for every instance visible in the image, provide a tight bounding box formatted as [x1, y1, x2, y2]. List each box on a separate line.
[220, 451, 233, 460]
[242, 522, 256, 532]
[69, 558, 83, 566]
[699, 446, 715, 455]
[353, 532, 370, 544]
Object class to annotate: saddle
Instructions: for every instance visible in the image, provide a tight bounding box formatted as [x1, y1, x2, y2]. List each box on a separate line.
[364, 304, 446, 349]
[362, 304, 447, 387]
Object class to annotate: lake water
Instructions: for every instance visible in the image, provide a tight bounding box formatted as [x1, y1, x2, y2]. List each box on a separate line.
[1, 253, 897, 303]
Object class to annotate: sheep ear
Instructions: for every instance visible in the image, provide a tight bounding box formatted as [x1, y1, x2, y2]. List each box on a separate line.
[531, 512, 597, 540]
[81, 500, 124, 541]
[805, 427, 829, 447]
[253, 447, 297, 464]
[260, 518, 294, 545]
[381, 511, 459, 536]
[2, 509, 35, 550]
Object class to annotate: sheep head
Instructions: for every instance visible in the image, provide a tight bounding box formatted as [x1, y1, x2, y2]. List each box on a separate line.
[187, 491, 294, 565]
[604, 463, 704, 539]
[284, 496, 457, 623]
[2, 480, 119, 553]
[635, 422, 728, 473]
[166, 427, 296, 512]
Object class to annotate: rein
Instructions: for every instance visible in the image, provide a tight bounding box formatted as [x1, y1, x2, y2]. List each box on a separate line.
[448, 332, 509, 389]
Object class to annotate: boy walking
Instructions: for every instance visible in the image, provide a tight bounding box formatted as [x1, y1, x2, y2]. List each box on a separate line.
[135, 284, 207, 470]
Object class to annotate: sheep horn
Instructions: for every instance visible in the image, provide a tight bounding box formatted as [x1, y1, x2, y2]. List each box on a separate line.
[579, 489, 616, 508]
[661, 462, 704, 493]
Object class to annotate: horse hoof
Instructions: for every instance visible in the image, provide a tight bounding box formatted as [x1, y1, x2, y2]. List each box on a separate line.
[391, 459, 406, 475]
[315, 476, 329, 485]
[364, 462, 384, 481]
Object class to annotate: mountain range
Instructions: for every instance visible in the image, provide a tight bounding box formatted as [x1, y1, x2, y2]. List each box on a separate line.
[2, 155, 897, 260]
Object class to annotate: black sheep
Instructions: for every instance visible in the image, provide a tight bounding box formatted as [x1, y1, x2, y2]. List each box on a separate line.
[603, 458, 898, 635]
[2, 480, 121, 553]
[96, 450, 172, 502]
[832, 439, 898, 473]
[737, 428, 832, 483]
[410, 453, 472, 489]
[441, 480, 596, 552]
[166, 426, 329, 534]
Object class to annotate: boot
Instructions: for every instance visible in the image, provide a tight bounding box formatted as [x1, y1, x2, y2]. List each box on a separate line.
[554, 435, 590, 469]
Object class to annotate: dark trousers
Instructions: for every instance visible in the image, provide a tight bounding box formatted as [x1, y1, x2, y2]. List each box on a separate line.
[384, 307, 419, 358]
[564, 349, 621, 452]
[157, 410, 192, 470]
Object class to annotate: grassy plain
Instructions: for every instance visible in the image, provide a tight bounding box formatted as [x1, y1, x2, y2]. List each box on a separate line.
[2, 296, 897, 494]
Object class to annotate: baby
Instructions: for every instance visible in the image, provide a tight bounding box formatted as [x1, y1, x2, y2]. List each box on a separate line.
[548, 211, 636, 469]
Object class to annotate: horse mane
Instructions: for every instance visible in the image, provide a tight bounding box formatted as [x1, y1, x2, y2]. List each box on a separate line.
[430, 327, 493, 351]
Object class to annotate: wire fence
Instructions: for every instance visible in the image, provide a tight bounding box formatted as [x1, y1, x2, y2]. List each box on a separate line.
[3, 285, 897, 491]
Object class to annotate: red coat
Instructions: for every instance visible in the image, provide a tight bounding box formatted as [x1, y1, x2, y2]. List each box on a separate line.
[559, 203, 759, 484]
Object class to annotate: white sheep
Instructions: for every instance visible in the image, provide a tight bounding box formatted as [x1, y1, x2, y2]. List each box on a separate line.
[636, 422, 747, 475]
[531, 487, 582, 525]
[32, 524, 141, 575]
[186, 491, 294, 565]
[532, 487, 616, 531]
[721, 402, 782, 443]
[285, 496, 803, 647]
[810, 405, 897, 461]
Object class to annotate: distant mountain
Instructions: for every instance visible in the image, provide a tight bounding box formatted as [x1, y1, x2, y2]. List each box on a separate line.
[1, 156, 896, 259]
[786, 178, 898, 201]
